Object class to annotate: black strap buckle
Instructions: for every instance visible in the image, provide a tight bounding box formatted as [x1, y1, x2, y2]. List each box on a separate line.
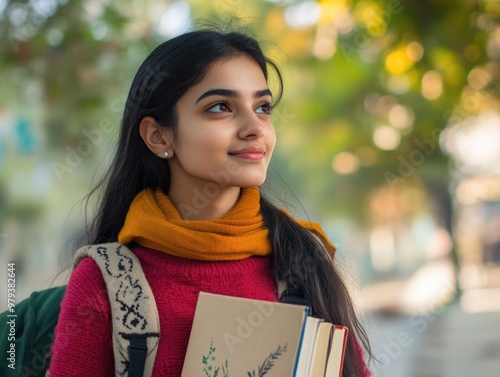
[123, 335, 148, 377]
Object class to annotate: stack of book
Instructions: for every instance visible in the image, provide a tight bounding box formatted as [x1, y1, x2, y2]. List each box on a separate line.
[181, 292, 348, 377]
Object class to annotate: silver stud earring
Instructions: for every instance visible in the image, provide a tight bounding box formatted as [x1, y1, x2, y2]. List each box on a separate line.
[164, 151, 169, 159]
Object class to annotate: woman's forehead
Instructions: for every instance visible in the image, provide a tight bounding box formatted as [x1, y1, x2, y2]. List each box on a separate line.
[183, 56, 269, 101]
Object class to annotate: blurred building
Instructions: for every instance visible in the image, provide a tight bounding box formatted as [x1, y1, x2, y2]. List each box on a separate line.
[442, 110, 500, 312]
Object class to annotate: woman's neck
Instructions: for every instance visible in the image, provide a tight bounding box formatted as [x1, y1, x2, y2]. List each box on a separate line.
[167, 183, 241, 220]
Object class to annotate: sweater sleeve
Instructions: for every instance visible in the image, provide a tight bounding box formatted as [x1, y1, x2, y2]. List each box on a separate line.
[48, 257, 114, 376]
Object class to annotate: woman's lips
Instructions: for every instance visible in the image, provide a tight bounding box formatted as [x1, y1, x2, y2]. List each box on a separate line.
[229, 147, 265, 160]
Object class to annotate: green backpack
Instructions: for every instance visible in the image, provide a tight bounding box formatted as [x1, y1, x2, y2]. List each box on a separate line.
[1, 286, 66, 376]
[0, 243, 160, 377]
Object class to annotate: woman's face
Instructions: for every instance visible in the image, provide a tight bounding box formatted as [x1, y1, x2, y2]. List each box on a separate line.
[167, 55, 276, 192]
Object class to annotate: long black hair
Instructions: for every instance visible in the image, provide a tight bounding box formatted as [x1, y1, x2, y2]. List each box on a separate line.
[84, 28, 371, 376]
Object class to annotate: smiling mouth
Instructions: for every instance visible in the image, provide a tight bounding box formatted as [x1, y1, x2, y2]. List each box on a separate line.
[228, 148, 265, 161]
[229, 151, 265, 161]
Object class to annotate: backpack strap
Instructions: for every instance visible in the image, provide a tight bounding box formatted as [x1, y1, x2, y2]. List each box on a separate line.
[73, 243, 160, 377]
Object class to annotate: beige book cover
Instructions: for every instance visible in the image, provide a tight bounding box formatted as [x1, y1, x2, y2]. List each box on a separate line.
[181, 292, 309, 377]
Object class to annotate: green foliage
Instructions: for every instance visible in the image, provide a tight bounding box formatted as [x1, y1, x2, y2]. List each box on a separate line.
[1, 0, 499, 225]
[247, 343, 288, 377]
[202, 339, 228, 377]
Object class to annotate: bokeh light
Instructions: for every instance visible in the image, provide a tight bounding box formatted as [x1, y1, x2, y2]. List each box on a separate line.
[373, 125, 401, 150]
[421, 70, 443, 100]
[332, 151, 360, 175]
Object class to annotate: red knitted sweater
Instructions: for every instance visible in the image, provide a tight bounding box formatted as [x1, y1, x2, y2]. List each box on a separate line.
[48, 246, 278, 376]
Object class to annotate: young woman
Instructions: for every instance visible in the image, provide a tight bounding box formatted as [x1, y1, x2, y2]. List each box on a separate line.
[49, 29, 371, 376]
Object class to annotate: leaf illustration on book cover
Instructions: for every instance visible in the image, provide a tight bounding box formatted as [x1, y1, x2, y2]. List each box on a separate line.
[202, 339, 228, 377]
[246, 343, 288, 377]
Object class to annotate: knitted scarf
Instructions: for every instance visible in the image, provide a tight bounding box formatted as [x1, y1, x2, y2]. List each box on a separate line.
[118, 186, 335, 261]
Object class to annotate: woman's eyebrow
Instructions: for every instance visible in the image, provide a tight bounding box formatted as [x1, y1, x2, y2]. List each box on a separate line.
[195, 88, 273, 103]
[255, 89, 273, 99]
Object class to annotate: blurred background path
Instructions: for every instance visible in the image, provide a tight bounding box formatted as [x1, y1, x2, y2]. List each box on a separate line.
[363, 264, 500, 377]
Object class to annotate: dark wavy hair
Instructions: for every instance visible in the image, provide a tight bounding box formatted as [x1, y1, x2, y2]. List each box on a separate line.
[84, 28, 371, 376]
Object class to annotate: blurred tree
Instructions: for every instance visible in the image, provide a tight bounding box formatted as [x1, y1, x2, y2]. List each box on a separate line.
[1, 0, 499, 278]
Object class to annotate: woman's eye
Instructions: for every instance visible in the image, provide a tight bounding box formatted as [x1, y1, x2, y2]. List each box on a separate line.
[256, 103, 272, 114]
[207, 103, 230, 113]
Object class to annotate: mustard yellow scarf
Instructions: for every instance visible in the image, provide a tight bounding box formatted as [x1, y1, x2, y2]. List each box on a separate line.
[118, 187, 335, 261]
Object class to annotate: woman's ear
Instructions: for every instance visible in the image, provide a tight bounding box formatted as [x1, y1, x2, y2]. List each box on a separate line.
[138, 116, 174, 158]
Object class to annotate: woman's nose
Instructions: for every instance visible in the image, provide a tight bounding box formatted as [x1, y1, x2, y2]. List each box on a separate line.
[238, 111, 265, 139]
